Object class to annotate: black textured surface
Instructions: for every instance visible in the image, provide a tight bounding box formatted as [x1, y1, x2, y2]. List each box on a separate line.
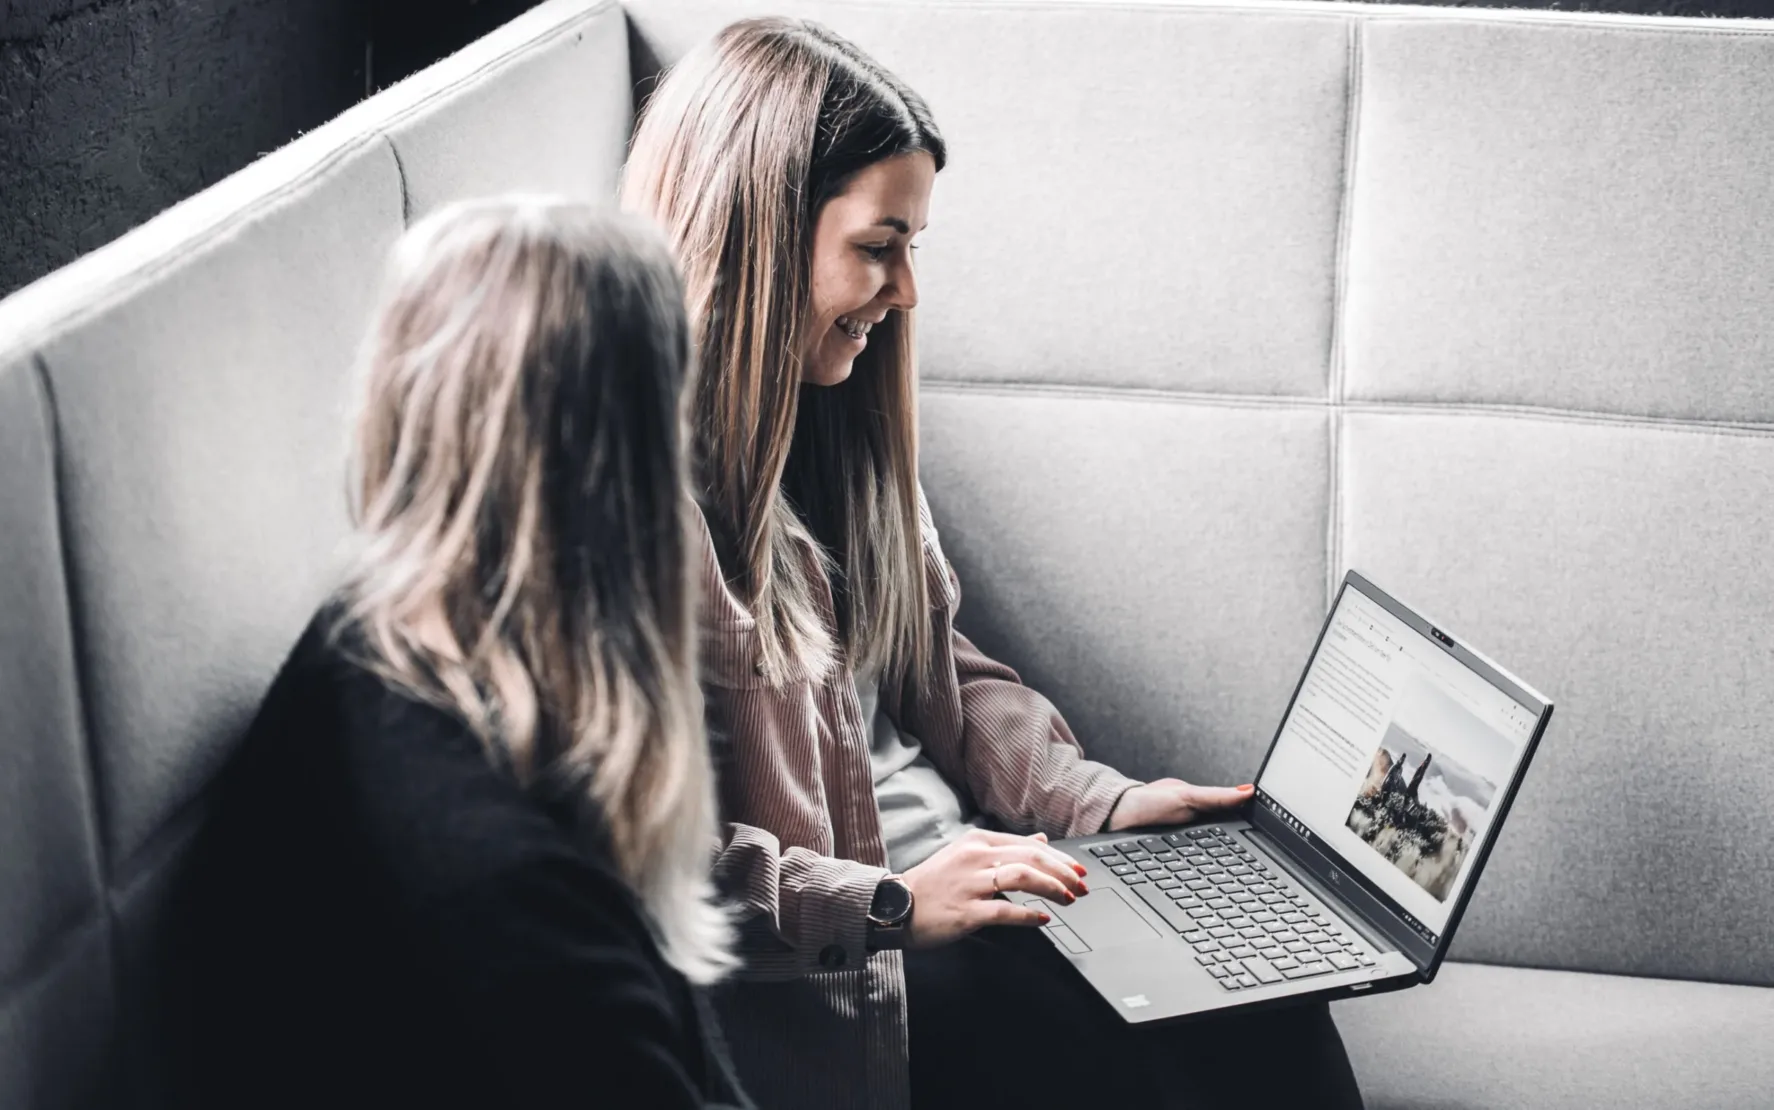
[0, 0, 365, 298]
[369, 0, 543, 90]
[1, 2, 103, 41]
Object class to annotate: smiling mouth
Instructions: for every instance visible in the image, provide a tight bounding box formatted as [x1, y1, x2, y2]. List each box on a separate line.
[835, 315, 874, 341]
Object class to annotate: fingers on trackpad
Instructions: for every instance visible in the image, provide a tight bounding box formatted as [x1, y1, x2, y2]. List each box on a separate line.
[1021, 898, 1092, 954]
[1025, 889, 1158, 950]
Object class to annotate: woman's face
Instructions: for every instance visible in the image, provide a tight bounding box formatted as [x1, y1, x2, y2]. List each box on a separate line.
[802, 152, 935, 387]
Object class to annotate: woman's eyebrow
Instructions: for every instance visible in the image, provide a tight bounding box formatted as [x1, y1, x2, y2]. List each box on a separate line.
[873, 216, 927, 234]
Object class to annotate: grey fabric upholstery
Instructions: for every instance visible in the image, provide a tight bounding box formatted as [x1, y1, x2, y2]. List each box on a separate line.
[908, 8, 1347, 396]
[1334, 961, 1774, 1109]
[1346, 18, 1774, 421]
[0, 359, 103, 992]
[920, 385, 1331, 790]
[0, 923, 114, 1110]
[383, 0, 633, 219]
[37, 138, 399, 872]
[4, 0, 1773, 1105]
[0, 359, 112, 1110]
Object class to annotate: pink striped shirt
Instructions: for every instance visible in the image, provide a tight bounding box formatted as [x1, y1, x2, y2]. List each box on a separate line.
[698, 498, 1141, 1110]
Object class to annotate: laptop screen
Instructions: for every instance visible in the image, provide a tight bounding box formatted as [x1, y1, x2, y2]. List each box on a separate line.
[1255, 579, 1540, 941]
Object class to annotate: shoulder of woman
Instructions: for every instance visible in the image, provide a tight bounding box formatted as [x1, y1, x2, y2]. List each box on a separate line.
[266, 608, 621, 893]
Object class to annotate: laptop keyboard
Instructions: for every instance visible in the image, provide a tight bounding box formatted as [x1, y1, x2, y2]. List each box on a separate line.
[1086, 826, 1376, 991]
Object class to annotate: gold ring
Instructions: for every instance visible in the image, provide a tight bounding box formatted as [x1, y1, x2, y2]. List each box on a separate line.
[991, 860, 1003, 893]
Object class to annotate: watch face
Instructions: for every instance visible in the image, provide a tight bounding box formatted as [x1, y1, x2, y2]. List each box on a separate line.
[873, 879, 913, 924]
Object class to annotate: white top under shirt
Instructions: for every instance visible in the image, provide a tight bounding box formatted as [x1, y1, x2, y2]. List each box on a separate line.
[855, 670, 987, 873]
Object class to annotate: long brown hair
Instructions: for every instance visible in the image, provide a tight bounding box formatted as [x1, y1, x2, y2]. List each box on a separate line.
[621, 17, 947, 684]
[336, 196, 735, 983]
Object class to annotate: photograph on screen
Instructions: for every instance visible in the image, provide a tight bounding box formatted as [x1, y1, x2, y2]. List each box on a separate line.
[1344, 676, 1512, 902]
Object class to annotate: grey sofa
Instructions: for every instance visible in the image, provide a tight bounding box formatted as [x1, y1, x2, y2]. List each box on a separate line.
[3, 1, 1772, 1107]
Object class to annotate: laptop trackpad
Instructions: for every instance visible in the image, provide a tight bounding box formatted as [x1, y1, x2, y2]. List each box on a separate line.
[1036, 888, 1161, 949]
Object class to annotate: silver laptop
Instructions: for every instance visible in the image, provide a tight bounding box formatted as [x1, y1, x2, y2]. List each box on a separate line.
[1016, 570, 1553, 1023]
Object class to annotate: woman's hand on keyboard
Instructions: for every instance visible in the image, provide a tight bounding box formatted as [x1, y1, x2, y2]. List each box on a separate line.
[902, 829, 1089, 948]
[1106, 778, 1255, 832]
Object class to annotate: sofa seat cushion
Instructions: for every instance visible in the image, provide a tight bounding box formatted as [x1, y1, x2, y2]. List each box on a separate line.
[1334, 961, 1774, 1109]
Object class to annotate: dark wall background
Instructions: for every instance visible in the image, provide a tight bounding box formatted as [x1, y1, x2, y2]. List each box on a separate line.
[0, 0, 1770, 298]
[369, 0, 545, 90]
[0, 0, 539, 298]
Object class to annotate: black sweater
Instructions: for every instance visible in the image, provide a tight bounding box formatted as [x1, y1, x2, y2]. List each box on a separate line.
[180, 610, 752, 1109]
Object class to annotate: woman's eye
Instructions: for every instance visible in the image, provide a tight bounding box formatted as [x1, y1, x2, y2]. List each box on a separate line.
[860, 244, 891, 262]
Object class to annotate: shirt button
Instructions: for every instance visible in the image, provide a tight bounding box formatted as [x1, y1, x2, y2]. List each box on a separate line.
[818, 944, 847, 969]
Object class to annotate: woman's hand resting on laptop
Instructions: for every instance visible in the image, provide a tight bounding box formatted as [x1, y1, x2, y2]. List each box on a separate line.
[902, 829, 1088, 948]
[1105, 778, 1254, 832]
[898, 781, 1253, 948]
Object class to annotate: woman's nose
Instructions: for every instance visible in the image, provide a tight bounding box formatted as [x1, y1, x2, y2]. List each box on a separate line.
[883, 253, 918, 312]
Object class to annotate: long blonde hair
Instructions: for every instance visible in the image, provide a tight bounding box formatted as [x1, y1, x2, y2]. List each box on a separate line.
[335, 196, 735, 984]
[621, 18, 947, 684]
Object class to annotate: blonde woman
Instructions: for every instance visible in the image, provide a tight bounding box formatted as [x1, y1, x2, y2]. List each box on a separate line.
[622, 18, 1365, 1110]
[182, 199, 752, 1110]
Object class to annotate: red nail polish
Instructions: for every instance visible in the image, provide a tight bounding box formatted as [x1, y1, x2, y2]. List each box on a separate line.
[1078, 882, 1090, 895]
[1064, 891, 1076, 904]
[1237, 783, 1254, 791]
[1038, 913, 1051, 924]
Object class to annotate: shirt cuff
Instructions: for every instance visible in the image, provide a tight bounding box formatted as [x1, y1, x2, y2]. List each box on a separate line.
[1074, 767, 1145, 837]
[795, 856, 890, 974]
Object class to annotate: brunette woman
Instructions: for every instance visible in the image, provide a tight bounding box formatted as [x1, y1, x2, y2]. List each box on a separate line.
[620, 18, 1365, 1110]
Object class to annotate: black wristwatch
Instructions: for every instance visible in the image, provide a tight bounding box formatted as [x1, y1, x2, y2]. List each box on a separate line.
[866, 875, 915, 952]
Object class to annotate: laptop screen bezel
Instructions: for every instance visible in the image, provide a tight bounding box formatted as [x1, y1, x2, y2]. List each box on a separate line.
[1246, 570, 1554, 977]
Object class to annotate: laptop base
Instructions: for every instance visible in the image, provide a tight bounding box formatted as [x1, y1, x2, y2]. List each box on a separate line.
[1020, 817, 1421, 1025]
